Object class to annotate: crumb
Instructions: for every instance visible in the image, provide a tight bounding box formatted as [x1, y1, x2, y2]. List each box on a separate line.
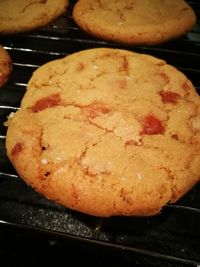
[3, 111, 15, 127]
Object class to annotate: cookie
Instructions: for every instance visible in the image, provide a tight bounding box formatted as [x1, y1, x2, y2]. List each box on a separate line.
[0, 45, 12, 88]
[73, 0, 196, 45]
[0, 0, 69, 35]
[6, 48, 200, 217]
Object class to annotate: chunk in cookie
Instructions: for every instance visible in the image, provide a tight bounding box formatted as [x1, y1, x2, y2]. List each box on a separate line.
[6, 48, 200, 217]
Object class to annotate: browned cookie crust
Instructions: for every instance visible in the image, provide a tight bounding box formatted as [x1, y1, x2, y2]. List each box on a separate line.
[0, 0, 69, 35]
[6, 48, 200, 217]
[0, 45, 12, 88]
[73, 0, 196, 45]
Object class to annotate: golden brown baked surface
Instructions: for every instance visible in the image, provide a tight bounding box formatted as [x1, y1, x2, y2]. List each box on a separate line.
[0, 0, 69, 35]
[6, 48, 200, 217]
[0, 45, 12, 88]
[73, 0, 196, 45]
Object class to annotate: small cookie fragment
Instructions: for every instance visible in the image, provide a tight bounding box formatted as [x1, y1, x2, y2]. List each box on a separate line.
[73, 0, 196, 45]
[6, 48, 200, 217]
[0, 0, 69, 35]
[0, 45, 12, 88]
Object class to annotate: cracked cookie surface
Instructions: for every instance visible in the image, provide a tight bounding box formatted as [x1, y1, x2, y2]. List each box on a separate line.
[0, 45, 12, 88]
[6, 48, 200, 217]
[0, 0, 69, 35]
[73, 0, 196, 45]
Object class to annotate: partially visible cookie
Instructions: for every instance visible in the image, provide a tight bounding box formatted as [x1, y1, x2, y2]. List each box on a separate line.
[6, 48, 200, 217]
[0, 0, 69, 35]
[0, 45, 12, 88]
[73, 0, 196, 45]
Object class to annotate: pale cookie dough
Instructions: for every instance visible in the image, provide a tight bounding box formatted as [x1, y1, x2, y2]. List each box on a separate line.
[0, 45, 12, 88]
[0, 0, 69, 35]
[6, 48, 200, 217]
[73, 0, 196, 45]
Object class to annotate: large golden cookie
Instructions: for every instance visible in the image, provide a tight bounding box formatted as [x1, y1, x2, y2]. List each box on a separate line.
[0, 0, 69, 35]
[6, 48, 200, 217]
[73, 0, 196, 45]
[0, 45, 12, 88]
